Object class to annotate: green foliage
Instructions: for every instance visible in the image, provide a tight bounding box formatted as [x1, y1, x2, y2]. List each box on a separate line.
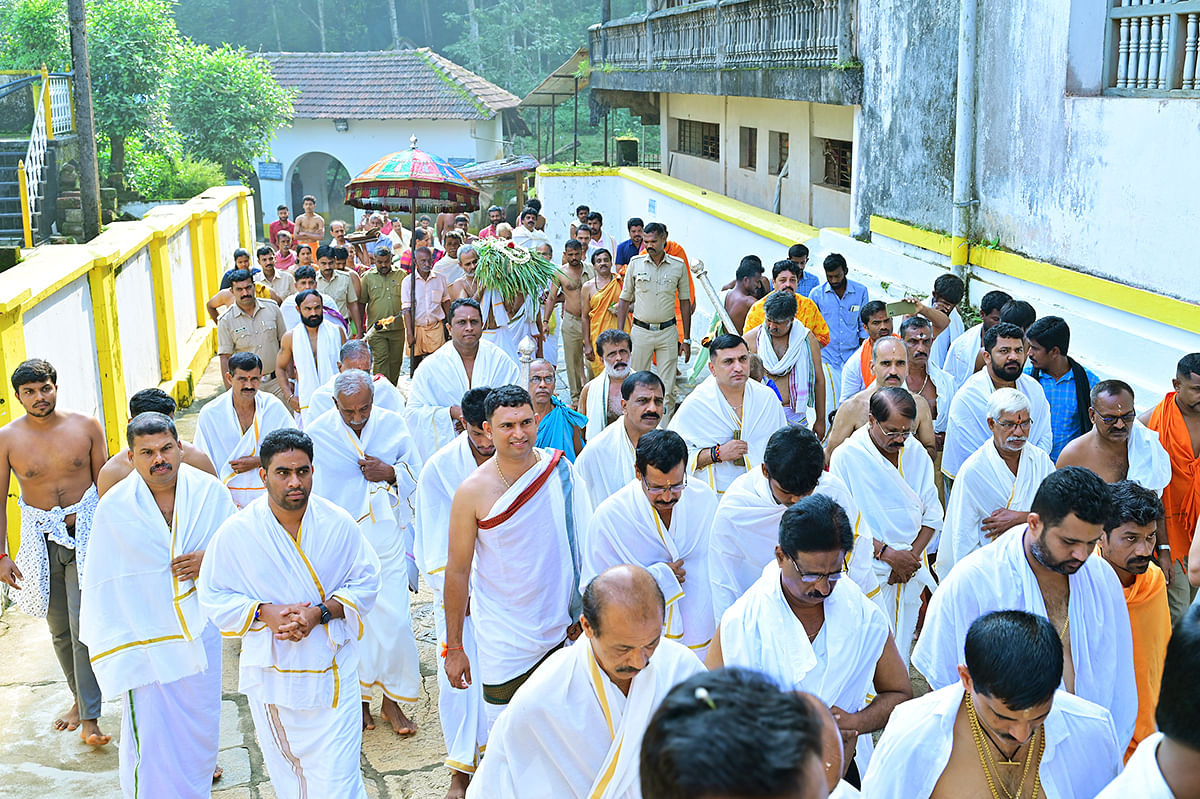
[87, 0, 181, 138]
[102, 136, 224, 198]
[0, 0, 70, 71]
[167, 42, 295, 173]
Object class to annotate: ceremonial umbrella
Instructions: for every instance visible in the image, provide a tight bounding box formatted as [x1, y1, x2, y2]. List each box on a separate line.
[344, 136, 481, 374]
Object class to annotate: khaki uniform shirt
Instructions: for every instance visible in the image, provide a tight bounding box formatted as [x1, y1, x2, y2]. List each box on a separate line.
[619, 252, 690, 323]
[256, 268, 296, 301]
[216, 299, 286, 372]
[359, 267, 405, 329]
[316, 270, 357, 319]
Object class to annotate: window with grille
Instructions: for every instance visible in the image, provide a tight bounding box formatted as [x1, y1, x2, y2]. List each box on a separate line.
[739, 126, 757, 170]
[677, 119, 720, 161]
[1104, 1, 1200, 94]
[822, 139, 852, 190]
[769, 131, 789, 176]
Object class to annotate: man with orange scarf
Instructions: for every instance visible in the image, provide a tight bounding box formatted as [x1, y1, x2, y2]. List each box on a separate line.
[581, 248, 628, 377]
[1141, 352, 1200, 622]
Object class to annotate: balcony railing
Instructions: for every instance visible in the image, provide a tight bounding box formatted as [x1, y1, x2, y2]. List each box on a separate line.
[591, 0, 855, 72]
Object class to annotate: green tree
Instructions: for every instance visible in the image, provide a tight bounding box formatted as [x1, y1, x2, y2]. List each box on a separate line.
[0, 0, 70, 71]
[167, 42, 295, 176]
[87, 0, 180, 182]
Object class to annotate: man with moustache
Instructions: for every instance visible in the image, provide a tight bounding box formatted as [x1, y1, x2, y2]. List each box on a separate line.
[448, 244, 481, 300]
[581, 248, 628, 379]
[0, 359, 111, 746]
[1058, 381, 1171, 496]
[942, 322, 1053, 490]
[80, 412, 235, 796]
[829, 388, 941, 666]
[574, 371, 667, 510]
[937, 388, 1056, 576]
[585, 431, 718, 657]
[400, 246, 450, 372]
[276, 289, 346, 422]
[913, 467, 1137, 748]
[444, 386, 588, 728]
[96, 388, 216, 496]
[1098, 481, 1171, 761]
[839, 301, 894, 400]
[529, 359, 587, 460]
[578, 329, 633, 438]
[823, 336, 937, 464]
[745, 290, 827, 436]
[414, 388, 495, 797]
[900, 316, 956, 448]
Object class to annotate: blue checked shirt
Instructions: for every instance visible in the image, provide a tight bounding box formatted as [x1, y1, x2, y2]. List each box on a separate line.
[1026, 362, 1099, 460]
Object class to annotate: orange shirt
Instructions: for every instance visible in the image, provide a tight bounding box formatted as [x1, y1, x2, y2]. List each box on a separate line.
[1145, 393, 1200, 558]
[744, 290, 831, 347]
[1121, 566, 1171, 761]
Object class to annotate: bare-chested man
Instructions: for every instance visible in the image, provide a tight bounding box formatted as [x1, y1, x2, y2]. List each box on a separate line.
[550, 239, 587, 405]
[293, 194, 326, 248]
[448, 244, 481, 301]
[0, 359, 111, 746]
[724, 256, 767, 333]
[96, 388, 216, 496]
[824, 336, 937, 464]
[1058, 380, 1170, 490]
[578, 329, 632, 437]
[745, 290, 827, 438]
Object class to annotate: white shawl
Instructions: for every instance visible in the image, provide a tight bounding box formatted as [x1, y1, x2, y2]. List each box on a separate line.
[583, 371, 614, 440]
[938, 439, 1054, 576]
[668, 376, 787, 494]
[413, 433, 479, 587]
[942, 322, 983, 388]
[306, 372, 406, 429]
[912, 524, 1138, 745]
[193, 389, 296, 509]
[574, 419, 638, 511]
[466, 638, 704, 799]
[403, 338, 520, 462]
[1096, 732, 1172, 798]
[584, 479, 717, 653]
[80, 465, 235, 696]
[927, 361, 958, 435]
[862, 684, 1122, 799]
[197, 495, 381, 709]
[290, 320, 341, 422]
[709, 469, 879, 623]
[756, 321, 810, 411]
[1126, 419, 1172, 496]
[942, 370, 1052, 478]
[931, 307, 965, 371]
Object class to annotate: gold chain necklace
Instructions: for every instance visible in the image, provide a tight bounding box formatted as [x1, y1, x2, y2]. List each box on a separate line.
[965, 693, 1044, 799]
[495, 458, 512, 489]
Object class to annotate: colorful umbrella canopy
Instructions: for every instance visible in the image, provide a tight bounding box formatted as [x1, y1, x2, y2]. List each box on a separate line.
[344, 136, 481, 213]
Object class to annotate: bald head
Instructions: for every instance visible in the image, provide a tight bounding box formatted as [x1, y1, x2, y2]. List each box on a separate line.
[582, 564, 665, 636]
[797, 692, 843, 793]
[871, 336, 908, 386]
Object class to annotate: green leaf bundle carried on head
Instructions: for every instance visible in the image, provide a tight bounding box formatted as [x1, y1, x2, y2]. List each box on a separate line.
[472, 240, 561, 300]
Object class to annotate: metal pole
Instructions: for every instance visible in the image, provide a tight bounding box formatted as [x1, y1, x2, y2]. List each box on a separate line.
[950, 0, 978, 286]
[16, 160, 32, 248]
[604, 108, 609, 165]
[66, 0, 101, 241]
[573, 78, 579, 165]
[536, 106, 542, 161]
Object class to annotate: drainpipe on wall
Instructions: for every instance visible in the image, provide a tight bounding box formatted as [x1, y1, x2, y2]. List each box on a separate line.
[950, 0, 978, 286]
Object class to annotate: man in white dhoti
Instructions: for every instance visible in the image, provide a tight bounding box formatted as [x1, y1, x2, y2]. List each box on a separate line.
[745, 290, 827, 437]
[444, 386, 588, 727]
[585, 430, 717, 656]
[828, 388, 941, 665]
[574, 370, 666, 510]
[1057, 379, 1171, 494]
[198, 429, 381, 799]
[96, 387, 216, 496]
[669, 334, 787, 495]
[277, 289, 346, 424]
[193, 352, 297, 509]
[404, 298, 521, 461]
[80, 412, 235, 798]
[942, 322, 1052, 484]
[912, 466, 1138, 747]
[414, 388, 495, 797]
[710, 425, 878, 622]
[1097, 603, 1200, 798]
[927, 273, 966, 370]
[467, 565, 705, 798]
[863, 610, 1121, 799]
[306, 339, 405, 424]
[640, 667, 830, 799]
[579, 329, 634, 439]
[839, 301, 895, 401]
[707, 494, 912, 783]
[307, 370, 421, 736]
[937, 388, 1055, 576]
[941, 289, 1011, 387]
[898, 315, 956, 452]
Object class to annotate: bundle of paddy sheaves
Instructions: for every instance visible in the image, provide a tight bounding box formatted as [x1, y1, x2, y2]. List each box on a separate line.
[473, 239, 561, 299]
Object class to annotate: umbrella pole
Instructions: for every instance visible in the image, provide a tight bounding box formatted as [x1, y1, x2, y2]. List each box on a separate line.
[409, 206, 417, 377]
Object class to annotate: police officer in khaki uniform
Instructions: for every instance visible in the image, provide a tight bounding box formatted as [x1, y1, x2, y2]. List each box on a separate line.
[217, 268, 289, 404]
[616, 221, 692, 408]
[314, 244, 360, 329]
[359, 245, 406, 383]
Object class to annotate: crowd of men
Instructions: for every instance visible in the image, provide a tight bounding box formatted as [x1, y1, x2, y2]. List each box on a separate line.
[0, 194, 1198, 799]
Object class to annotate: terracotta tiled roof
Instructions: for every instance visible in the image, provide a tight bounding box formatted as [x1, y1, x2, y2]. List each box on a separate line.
[256, 48, 521, 120]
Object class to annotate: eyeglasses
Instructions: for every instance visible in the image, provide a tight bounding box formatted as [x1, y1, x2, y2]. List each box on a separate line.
[529, 374, 556, 385]
[1096, 411, 1136, 426]
[996, 418, 1032, 431]
[641, 475, 687, 496]
[873, 420, 914, 441]
[786, 554, 847, 584]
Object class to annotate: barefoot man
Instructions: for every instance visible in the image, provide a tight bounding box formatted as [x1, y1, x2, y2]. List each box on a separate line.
[276, 289, 346, 424]
[0, 358, 110, 746]
[444, 386, 588, 729]
[293, 194, 326, 248]
[549, 239, 587, 403]
[745, 290, 827, 437]
[578, 329, 632, 439]
[96, 388, 215, 496]
[80, 412, 235, 796]
[723, 256, 766, 333]
[574, 371, 666, 510]
[580, 247, 627, 379]
[1058, 381, 1171, 493]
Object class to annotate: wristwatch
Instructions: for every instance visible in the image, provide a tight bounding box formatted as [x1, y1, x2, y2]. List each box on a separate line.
[682, 338, 692, 344]
[317, 603, 332, 625]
